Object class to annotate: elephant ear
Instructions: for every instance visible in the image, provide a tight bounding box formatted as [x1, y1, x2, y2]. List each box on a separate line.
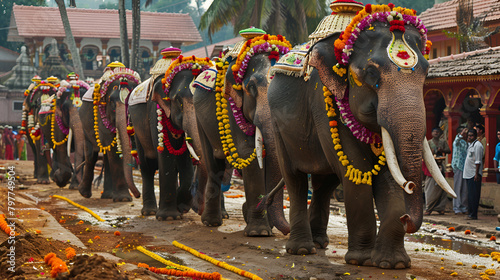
[151, 77, 171, 118]
[308, 35, 347, 99]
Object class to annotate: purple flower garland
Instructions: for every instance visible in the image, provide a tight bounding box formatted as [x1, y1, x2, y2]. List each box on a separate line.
[55, 114, 69, 135]
[227, 96, 255, 136]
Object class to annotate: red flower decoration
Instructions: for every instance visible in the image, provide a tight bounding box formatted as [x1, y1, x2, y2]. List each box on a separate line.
[388, 3, 395, 9]
[277, 34, 283, 41]
[192, 69, 201, 76]
[365, 4, 371, 13]
[263, 34, 269, 40]
[397, 51, 410, 59]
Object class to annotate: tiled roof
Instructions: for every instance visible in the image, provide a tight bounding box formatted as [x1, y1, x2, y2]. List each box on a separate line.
[419, 0, 500, 31]
[427, 46, 500, 78]
[8, 4, 202, 45]
[183, 37, 243, 58]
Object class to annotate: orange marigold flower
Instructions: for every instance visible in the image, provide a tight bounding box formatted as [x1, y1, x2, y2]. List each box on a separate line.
[114, 231, 121, 236]
[35, 230, 42, 234]
[448, 227, 455, 232]
[65, 247, 76, 260]
[465, 230, 471, 235]
[59, 219, 66, 224]
[490, 236, 497, 241]
[77, 220, 84, 224]
[94, 236, 101, 240]
[138, 263, 149, 268]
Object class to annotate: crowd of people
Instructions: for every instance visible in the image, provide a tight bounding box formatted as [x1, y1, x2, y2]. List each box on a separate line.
[0, 125, 28, 161]
[423, 123, 490, 220]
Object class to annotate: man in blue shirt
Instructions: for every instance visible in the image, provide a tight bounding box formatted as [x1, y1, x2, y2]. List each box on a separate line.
[493, 130, 500, 184]
[451, 126, 468, 215]
[463, 128, 484, 220]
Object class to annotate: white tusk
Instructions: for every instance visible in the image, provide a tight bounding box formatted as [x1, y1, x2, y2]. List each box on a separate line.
[67, 128, 72, 157]
[381, 127, 415, 194]
[185, 133, 199, 161]
[422, 139, 457, 198]
[255, 126, 263, 169]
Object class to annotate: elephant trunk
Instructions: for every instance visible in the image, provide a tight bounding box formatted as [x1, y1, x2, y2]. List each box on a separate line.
[116, 103, 140, 198]
[377, 86, 426, 234]
[254, 96, 290, 235]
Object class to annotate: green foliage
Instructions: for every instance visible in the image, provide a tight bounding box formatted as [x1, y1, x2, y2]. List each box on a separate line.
[0, 0, 45, 52]
[374, 0, 434, 14]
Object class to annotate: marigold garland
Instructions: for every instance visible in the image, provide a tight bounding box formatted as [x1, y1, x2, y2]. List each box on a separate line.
[0, 214, 15, 236]
[162, 55, 212, 96]
[173, 240, 262, 280]
[137, 263, 222, 280]
[44, 253, 68, 278]
[136, 246, 198, 272]
[323, 86, 386, 185]
[215, 61, 256, 169]
[51, 99, 69, 148]
[51, 195, 105, 222]
[231, 34, 292, 86]
[93, 84, 117, 154]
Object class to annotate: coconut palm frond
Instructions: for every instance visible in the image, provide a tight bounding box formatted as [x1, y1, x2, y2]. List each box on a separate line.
[200, 0, 244, 39]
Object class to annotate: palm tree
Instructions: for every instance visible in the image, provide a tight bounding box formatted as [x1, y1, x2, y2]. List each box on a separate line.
[118, 0, 130, 67]
[131, 0, 141, 70]
[54, 0, 85, 79]
[199, 0, 327, 45]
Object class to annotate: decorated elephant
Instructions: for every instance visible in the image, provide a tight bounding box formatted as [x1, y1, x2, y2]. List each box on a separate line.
[128, 48, 211, 219]
[21, 76, 58, 184]
[267, 2, 455, 268]
[78, 63, 141, 201]
[189, 29, 291, 236]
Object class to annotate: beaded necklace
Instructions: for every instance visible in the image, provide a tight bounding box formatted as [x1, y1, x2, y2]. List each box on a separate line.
[323, 86, 386, 185]
[215, 60, 256, 169]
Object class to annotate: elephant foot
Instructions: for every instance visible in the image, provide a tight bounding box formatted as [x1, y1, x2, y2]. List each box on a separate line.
[312, 233, 329, 249]
[201, 211, 222, 227]
[38, 179, 51, 184]
[156, 209, 182, 221]
[371, 246, 411, 269]
[244, 224, 272, 237]
[68, 183, 79, 190]
[345, 249, 373, 267]
[78, 184, 92, 198]
[286, 240, 317, 255]
[101, 191, 113, 199]
[141, 204, 158, 216]
[113, 193, 133, 202]
[177, 189, 192, 214]
[222, 209, 229, 219]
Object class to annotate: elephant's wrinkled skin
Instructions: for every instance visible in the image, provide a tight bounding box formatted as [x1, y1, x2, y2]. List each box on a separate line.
[79, 74, 140, 202]
[267, 22, 429, 268]
[191, 53, 288, 236]
[128, 73, 194, 220]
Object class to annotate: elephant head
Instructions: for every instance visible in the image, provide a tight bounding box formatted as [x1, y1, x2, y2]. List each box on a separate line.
[98, 68, 141, 198]
[308, 7, 454, 233]
[222, 34, 292, 234]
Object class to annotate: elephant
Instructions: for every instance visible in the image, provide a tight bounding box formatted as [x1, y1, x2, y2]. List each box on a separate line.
[78, 65, 141, 201]
[21, 77, 58, 184]
[128, 50, 211, 220]
[189, 32, 291, 236]
[266, 4, 456, 268]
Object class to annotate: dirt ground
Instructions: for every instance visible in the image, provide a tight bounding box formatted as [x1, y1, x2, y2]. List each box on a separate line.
[0, 160, 499, 280]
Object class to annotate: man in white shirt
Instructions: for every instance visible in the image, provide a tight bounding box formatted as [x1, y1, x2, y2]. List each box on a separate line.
[462, 128, 484, 220]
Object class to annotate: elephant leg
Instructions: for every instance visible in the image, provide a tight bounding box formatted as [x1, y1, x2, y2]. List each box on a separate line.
[220, 165, 232, 219]
[371, 170, 410, 269]
[343, 176, 377, 267]
[309, 174, 339, 249]
[108, 151, 133, 202]
[156, 153, 181, 220]
[101, 155, 114, 199]
[176, 153, 194, 214]
[201, 157, 225, 227]
[136, 140, 158, 216]
[79, 138, 98, 198]
[36, 143, 50, 184]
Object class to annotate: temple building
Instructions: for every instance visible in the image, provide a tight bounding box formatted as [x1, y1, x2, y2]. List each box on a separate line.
[419, 0, 500, 183]
[7, 4, 202, 79]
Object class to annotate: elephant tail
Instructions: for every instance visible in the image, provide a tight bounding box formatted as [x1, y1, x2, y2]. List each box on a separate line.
[256, 178, 290, 235]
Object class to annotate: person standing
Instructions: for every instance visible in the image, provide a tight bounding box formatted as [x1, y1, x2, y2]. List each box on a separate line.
[493, 130, 500, 184]
[451, 126, 468, 215]
[463, 128, 484, 220]
[424, 127, 451, 215]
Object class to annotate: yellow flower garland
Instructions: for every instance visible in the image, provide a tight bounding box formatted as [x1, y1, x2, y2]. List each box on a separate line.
[51, 99, 69, 148]
[216, 60, 256, 169]
[51, 195, 105, 222]
[92, 84, 117, 154]
[323, 86, 386, 185]
[173, 241, 262, 280]
[136, 246, 199, 272]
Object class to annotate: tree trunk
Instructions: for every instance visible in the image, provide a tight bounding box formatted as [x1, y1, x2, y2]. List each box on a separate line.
[55, 0, 85, 80]
[131, 0, 141, 71]
[119, 0, 130, 67]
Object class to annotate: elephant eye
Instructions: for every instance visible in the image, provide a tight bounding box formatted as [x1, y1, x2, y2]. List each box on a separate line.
[364, 66, 380, 88]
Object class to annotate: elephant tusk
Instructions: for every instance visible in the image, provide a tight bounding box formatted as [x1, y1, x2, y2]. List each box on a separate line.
[422, 139, 457, 198]
[185, 133, 199, 161]
[255, 126, 264, 169]
[381, 127, 415, 194]
[67, 128, 72, 157]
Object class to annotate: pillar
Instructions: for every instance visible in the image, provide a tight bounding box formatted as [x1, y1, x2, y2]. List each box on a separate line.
[480, 109, 500, 182]
[101, 39, 109, 67]
[152, 41, 160, 61]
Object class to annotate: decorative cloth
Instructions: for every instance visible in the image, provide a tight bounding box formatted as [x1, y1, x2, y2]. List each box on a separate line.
[193, 67, 218, 91]
[269, 43, 311, 78]
[129, 78, 154, 106]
